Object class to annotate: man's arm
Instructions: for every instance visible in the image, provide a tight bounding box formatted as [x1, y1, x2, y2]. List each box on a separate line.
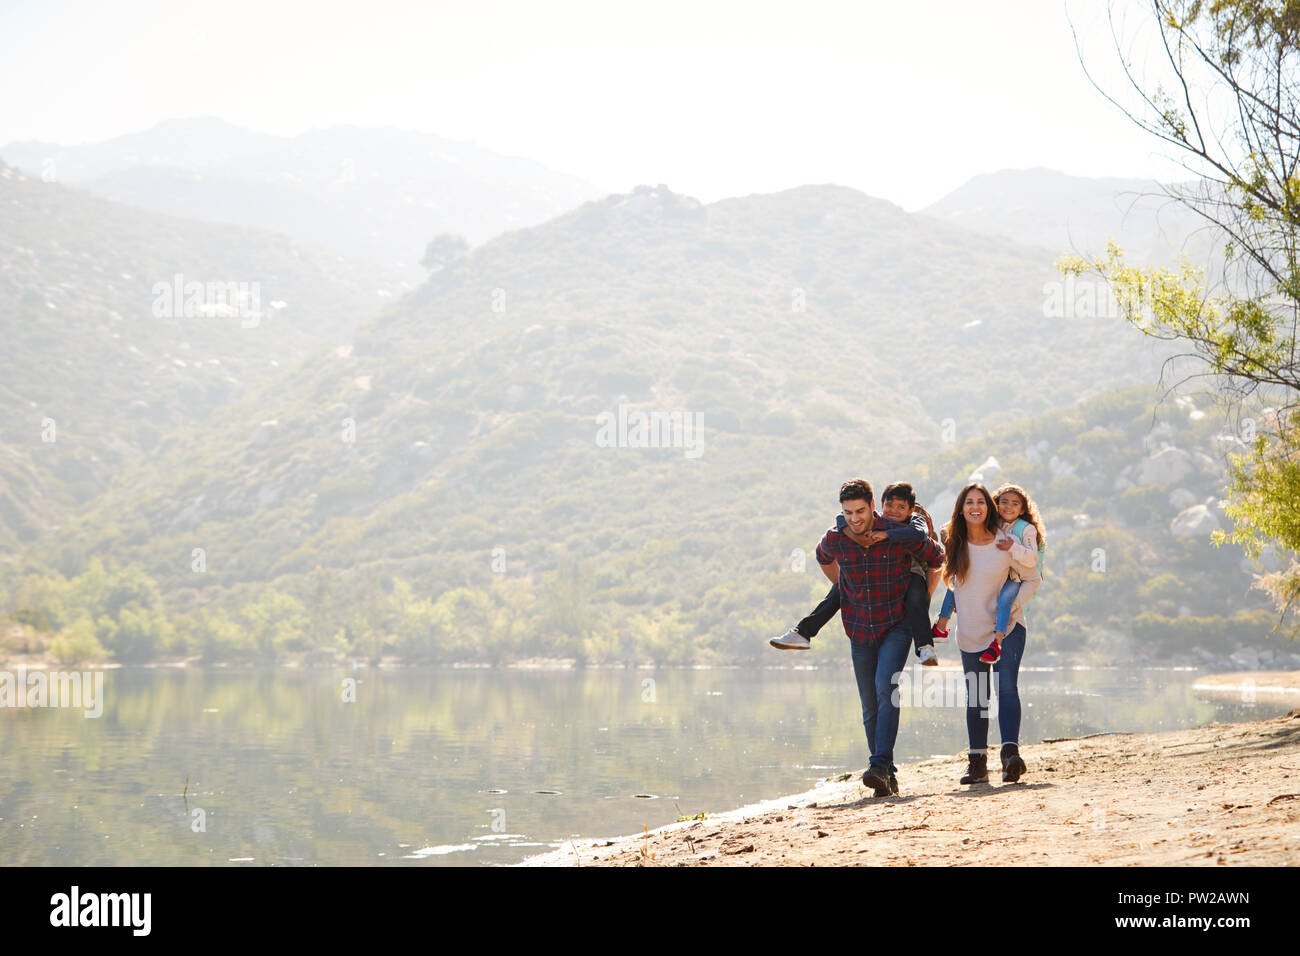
[815, 531, 841, 584]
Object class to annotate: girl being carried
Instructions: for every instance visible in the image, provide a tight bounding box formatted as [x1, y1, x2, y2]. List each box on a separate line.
[932, 482, 1046, 663]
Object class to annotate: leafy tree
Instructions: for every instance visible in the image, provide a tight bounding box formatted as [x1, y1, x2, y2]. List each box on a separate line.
[193, 608, 250, 663]
[539, 559, 595, 659]
[1063, 0, 1300, 632]
[48, 616, 107, 666]
[98, 602, 174, 663]
[430, 588, 494, 659]
[240, 589, 309, 661]
[393, 589, 444, 661]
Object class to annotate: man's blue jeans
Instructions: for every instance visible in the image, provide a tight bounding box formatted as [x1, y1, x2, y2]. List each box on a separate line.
[849, 623, 912, 773]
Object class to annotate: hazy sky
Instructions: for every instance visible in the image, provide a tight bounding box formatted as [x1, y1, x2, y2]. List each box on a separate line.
[0, 0, 1189, 209]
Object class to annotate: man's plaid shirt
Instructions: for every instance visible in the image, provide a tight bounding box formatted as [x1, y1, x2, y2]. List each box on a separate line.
[815, 513, 945, 644]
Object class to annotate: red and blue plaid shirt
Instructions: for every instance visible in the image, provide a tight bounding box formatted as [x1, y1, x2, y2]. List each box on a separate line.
[815, 513, 945, 644]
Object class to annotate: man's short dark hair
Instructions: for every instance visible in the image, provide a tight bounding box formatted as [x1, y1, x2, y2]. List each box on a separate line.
[881, 481, 916, 507]
[839, 478, 873, 504]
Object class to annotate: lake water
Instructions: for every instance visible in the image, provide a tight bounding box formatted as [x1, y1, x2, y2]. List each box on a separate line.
[0, 663, 1289, 866]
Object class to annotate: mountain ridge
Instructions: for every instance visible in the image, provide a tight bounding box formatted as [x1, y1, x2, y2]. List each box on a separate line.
[2, 117, 608, 278]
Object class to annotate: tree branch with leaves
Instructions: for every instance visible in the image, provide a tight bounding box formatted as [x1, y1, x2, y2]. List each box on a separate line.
[1062, 0, 1300, 633]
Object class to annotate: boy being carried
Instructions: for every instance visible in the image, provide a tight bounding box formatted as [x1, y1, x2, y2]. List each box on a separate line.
[771, 482, 943, 665]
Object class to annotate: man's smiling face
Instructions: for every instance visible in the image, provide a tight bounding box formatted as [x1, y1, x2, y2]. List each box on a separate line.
[841, 497, 873, 535]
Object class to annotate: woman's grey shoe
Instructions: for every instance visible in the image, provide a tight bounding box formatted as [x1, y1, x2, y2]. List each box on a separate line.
[1001, 742, 1027, 783]
[960, 752, 989, 784]
[770, 628, 811, 650]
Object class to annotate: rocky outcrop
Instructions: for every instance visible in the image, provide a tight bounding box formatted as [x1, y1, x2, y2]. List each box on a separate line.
[1170, 502, 1222, 537]
[1138, 446, 1195, 486]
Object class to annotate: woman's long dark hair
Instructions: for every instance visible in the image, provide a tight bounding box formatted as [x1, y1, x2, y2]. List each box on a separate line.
[940, 482, 999, 588]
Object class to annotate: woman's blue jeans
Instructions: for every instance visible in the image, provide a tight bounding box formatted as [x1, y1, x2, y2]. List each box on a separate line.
[959, 623, 1026, 753]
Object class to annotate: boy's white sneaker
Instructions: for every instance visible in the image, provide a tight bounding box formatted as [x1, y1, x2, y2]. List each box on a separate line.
[918, 644, 939, 666]
[770, 628, 811, 650]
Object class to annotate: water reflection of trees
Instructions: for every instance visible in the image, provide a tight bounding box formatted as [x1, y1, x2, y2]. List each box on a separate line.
[0, 668, 1280, 865]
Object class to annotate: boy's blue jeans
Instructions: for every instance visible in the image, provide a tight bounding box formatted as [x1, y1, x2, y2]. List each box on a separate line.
[849, 623, 912, 774]
[938, 577, 1022, 634]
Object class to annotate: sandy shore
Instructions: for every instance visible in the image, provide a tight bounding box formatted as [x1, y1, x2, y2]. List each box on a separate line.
[522, 709, 1300, 866]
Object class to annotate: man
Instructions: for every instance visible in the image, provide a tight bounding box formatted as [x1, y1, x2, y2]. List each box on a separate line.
[771, 481, 943, 664]
[809, 479, 944, 796]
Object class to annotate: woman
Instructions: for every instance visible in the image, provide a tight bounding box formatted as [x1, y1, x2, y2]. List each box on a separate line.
[940, 483, 1039, 784]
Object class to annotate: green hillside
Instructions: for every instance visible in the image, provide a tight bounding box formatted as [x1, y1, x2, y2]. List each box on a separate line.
[9, 181, 1271, 667]
[4, 382, 1277, 667]
[0, 161, 406, 551]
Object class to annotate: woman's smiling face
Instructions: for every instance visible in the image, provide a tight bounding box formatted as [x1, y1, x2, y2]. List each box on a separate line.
[963, 489, 990, 526]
